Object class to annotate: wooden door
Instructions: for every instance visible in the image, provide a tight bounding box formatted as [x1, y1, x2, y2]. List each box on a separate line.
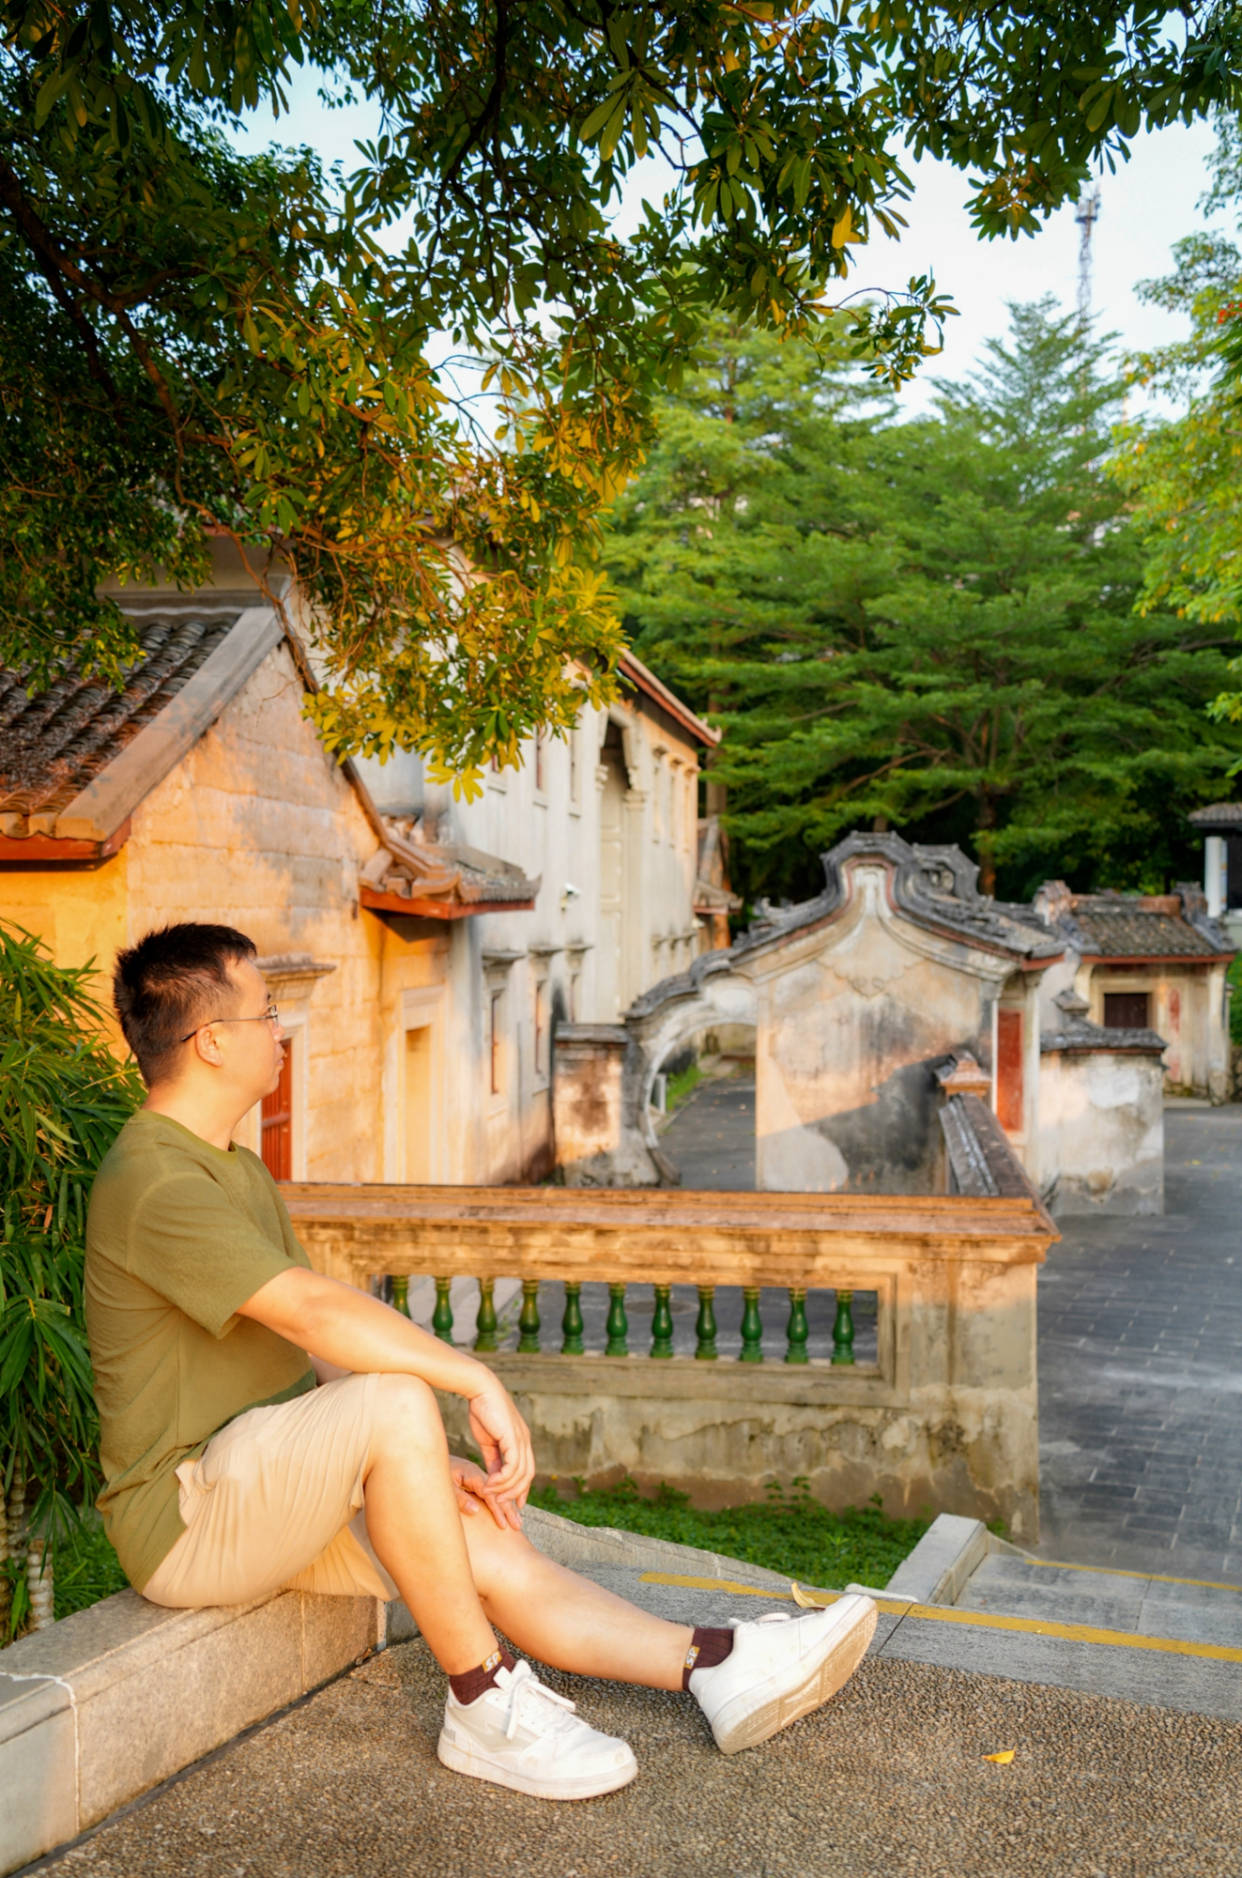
[261, 1039, 293, 1180]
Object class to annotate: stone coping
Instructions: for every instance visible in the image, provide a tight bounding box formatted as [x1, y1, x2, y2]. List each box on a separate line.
[0, 1581, 389, 1874]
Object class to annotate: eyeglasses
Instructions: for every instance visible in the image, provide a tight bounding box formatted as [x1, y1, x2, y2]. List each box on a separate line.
[180, 1002, 280, 1044]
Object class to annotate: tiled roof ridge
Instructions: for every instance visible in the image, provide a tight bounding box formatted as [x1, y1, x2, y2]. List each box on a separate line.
[367, 819, 538, 907]
[1189, 801, 1242, 826]
[0, 609, 242, 825]
[627, 831, 1061, 1023]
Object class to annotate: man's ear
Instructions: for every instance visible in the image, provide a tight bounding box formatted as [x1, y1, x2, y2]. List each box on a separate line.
[193, 1025, 226, 1068]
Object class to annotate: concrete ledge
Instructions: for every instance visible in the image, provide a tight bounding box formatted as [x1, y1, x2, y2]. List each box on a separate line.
[0, 1501, 909, 1876]
[0, 1583, 384, 1875]
[0, 1506, 664, 1875]
[884, 1512, 998, 1604]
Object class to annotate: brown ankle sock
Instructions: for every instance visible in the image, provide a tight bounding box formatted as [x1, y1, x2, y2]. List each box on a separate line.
[682, 1626, 735, 1690]
[449, 1646, 517, 1705]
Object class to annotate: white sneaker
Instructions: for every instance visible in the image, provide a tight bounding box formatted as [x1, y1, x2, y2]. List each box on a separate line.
[437, 1659, 639, 1800]
[689, 1595, 878, 1755]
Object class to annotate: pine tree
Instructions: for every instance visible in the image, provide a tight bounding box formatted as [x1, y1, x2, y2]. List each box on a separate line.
[608, 303, 1242, 903]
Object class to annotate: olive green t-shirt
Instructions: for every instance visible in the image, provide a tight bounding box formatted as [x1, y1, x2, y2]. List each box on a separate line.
[85, 1111, 316, 1591]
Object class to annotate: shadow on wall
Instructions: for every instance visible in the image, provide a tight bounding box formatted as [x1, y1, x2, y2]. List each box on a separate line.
[758, 1057, 947, 1195]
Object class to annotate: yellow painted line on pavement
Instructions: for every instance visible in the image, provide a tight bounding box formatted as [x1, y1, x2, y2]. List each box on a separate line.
[1023, 1557, 1242, 1594]
[640, 1574, 793, 1601]
[638, 1572, 1242, 1663]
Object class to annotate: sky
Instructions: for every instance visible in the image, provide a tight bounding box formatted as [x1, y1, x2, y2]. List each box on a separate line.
[238, 69, 1225, 419]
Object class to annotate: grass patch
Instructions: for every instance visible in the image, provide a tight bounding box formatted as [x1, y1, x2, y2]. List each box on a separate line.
[529, 1476, 929, 1589]
[663, 1061, 703, 1113]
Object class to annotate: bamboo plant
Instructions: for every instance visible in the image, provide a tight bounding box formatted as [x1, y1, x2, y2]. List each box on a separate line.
[0, 924, 141, 1639]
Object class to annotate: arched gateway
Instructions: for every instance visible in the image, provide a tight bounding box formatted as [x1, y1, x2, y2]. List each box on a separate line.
[553, 831, 1061, 1189]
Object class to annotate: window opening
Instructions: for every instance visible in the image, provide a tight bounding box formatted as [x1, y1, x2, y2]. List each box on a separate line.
[1103, 991, 1151, 1030]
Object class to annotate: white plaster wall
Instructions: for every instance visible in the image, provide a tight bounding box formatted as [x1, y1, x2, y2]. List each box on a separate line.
[1039, 1050, 1164, 1215]
[355, 694, 705, 1184]
[1083, 961, 1227, 1098]
[747, 862, 1014, 1193]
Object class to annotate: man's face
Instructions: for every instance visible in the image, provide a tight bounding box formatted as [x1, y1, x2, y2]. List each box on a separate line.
[211, 958, 287, 1103]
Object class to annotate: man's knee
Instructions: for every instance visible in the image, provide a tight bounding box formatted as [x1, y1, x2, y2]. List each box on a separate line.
[369, 1371, 446, 1456]
[463, 1514, 540, 1596]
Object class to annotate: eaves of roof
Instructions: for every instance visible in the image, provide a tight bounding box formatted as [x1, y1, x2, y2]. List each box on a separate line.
[360, 884, 536, 920]
[1079, 952, 1234, 967]
[0, 602, 281, 861]
[618, 650, 720, 748]
[1189, 802, 1242, 830]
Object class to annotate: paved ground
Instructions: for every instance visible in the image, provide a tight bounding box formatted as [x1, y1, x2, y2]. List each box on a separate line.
[660, 1086, 1242, 1583]
[40, 1620, 1242, 1878]
[1035, 1106, 1242, 1583]
[660, 1075, 756, 1189]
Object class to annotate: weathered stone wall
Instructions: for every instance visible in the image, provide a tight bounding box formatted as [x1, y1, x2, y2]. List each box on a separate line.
[552, 1024, 664, 1186]
[438, 1249, 1041, 1541]
[355, 683, 710, 1184]
[125, 640, 393, 1180]
[1037, 1047, 1165, 1215]
[610, 846, 1052, 1195]
[1082, 961, 1228, 1101]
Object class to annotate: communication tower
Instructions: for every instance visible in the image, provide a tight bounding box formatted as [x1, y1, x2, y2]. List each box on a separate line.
[1076, 186, 1102, 325]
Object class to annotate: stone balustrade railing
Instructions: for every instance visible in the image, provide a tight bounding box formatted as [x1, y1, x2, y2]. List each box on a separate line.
[282, 1182, 1057, 1541]
[389, 1270, 866, 1368]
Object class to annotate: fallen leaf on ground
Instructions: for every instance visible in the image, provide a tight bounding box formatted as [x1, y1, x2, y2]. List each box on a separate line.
[984, 1750, 1016, 1764]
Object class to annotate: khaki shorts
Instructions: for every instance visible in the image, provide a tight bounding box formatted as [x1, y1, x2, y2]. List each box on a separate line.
[143, 1373, 400, 1608]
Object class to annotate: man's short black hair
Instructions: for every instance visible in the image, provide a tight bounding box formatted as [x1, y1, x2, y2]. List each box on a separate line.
[113, 923, 257, 1086]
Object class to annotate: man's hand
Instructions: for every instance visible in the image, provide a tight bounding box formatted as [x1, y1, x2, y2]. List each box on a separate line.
[466, 1376, 535, 1509]
[450, 1456, 522, 1531]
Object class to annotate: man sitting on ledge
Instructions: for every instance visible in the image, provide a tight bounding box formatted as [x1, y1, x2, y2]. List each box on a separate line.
[86, 922, 876, 1801]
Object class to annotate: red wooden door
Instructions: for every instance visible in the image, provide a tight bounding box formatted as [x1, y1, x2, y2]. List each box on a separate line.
[996, 1009, 1024, 1134]
[261, 1040, 293, 1180]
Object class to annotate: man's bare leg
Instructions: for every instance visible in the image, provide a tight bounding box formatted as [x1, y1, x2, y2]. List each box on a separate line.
[461, 1511, 695, 1692]
[361, 1374, 500, 1674]
[360, 1376, 875, 1788]
[360, 1373, 694, 1688]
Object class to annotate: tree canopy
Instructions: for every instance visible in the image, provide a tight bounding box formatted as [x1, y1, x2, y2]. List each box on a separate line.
[606, 302, 1242, 903]
[1115, 119, 1242, 680]
[2, 1, 1239, 775]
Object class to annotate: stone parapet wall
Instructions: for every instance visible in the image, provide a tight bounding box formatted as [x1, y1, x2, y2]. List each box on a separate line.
[288, 1181, 1054, 1546]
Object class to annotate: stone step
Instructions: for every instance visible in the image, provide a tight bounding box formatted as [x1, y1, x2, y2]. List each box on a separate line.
[961, 1552, 1242, 1648]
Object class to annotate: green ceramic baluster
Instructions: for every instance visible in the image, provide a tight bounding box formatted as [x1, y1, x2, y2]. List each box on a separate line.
[390, 1275, 410, 1318]
[432, 1276, 454, 1344]
[739, 1287, 764, 1363]
[650, 1284, 674, 1359]
[694, 1286, 718, 1361]
[831, 1288, 856, 1366]
[517, 1279, 541, 1353]
[561, 1282, 585, 1355]
[474, 1278, 499, 1352]
[605, 1284, 629, 1356]
[784, 1288, 810, 1365]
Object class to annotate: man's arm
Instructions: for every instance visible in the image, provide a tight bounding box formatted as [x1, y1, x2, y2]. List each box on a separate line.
[237, 1268, 534, 1504]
